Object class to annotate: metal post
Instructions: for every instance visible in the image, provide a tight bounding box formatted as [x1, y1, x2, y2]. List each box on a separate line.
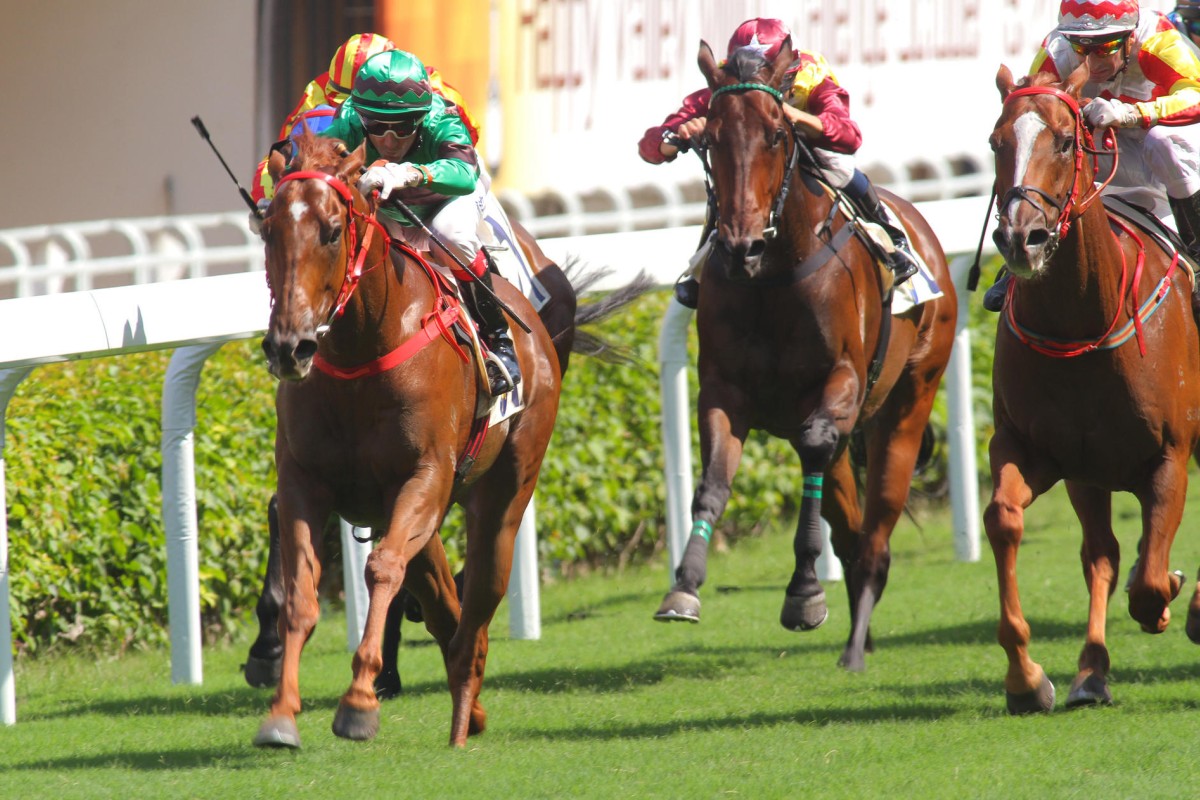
[508, 498, 540, 639]
[947, 255, 981, 562]
[658, 298, 695, 582]
[340, 520, 370, 650]
[0, 366, 33, 725]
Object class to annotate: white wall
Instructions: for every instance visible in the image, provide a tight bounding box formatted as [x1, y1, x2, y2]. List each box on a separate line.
[0, 1, 256, 228]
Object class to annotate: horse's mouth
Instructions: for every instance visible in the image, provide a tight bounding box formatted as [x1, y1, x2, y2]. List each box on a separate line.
[993, 224, 1054, 277]
[713, 238, 766, 281]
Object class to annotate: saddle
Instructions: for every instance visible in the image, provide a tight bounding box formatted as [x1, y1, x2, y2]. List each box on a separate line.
[1101, 195, 1199, 286]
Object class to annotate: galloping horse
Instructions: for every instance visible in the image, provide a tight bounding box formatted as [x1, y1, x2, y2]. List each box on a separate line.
[253, 133, 566, 748]
[986, 64, 1200, 712]
[240, 217, 639, 698]
[653, 39, 957, 672]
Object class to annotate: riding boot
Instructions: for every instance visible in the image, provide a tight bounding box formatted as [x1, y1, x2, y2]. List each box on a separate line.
[461, 268, 522, 396]
[844, 170, 920, 284]
[673, 227, 715, 309]
[1168, 191, 1200, 316]
[983, 268, 1011, 313]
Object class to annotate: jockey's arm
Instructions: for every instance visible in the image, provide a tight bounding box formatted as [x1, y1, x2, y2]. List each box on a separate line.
[784, 104, 824, 139]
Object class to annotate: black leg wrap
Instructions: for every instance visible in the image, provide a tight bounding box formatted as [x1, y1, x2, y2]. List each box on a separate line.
[462, 268, 522, 396]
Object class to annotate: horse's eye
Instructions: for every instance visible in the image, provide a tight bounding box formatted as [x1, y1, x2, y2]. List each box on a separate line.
[772, 129, 785, 147]
[1059, 135, 1075, 154]
[322, 224, 342, 246]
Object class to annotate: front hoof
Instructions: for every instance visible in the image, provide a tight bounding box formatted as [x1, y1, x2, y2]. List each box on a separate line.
[780, 590, 827, 631]
[1187, 604, 1200, 644]
[374, 670, 403, 701]
[242, 655, 282, 689]
[837, 648, 866, 672]
[254, 715, 301, 748]
[654, 591, 701, 623]
[1006, 673, 1056, 715]
[332, 702, 380, 741]
[1066, 672, 1112, 708]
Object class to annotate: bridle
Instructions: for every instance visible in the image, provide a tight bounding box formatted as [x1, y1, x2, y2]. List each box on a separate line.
[997, 85, 1118, 255]
[273, 169, 392, 331]
[705, 81, 803, 240]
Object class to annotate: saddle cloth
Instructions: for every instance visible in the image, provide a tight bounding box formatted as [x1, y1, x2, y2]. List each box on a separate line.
[855, 204, 944, 316]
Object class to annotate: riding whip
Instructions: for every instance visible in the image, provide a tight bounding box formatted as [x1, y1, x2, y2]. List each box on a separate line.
[387, 195, 533, 333]
[190, 116, 262, 219]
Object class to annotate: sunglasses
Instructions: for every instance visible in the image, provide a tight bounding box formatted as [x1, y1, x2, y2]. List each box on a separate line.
[358, 112, 422, 138]
[1065, 35, 1128, 57]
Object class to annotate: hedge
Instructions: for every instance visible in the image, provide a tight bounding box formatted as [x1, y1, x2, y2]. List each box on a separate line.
[4, 273, 1003, 655]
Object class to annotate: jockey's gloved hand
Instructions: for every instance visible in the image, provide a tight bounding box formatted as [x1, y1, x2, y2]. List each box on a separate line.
[358, 162, 424, 199]
[248, 198, 270, 237]
[1083, 98, 1141, 129]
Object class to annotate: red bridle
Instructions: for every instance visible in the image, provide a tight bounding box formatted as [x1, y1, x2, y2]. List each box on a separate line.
[274, 169, 392, 326]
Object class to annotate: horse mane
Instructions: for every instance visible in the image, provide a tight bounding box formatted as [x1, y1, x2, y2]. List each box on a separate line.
[289, 132, 347, 172]
[725, 47, 772, 84]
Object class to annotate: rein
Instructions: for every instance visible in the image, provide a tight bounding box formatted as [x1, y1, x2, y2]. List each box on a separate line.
[272, 169, 468, 379]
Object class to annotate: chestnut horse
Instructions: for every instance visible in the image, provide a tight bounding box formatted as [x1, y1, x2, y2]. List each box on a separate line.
[653, 39, 957, 672]
[241, 222, 640, 698]
[252, 133, 564, 748]
[986, 64, 1200, 713]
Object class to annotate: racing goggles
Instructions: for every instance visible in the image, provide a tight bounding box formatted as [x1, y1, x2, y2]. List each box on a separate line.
[358, 111, 423, 138]
[1064, 34, 1129, 57]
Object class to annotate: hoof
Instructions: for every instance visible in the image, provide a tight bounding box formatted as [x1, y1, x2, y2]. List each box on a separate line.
[837, 649, 866, 672]
[780, 590, 827, 632]
[374, 670, 402, 701]
[654, 591, 701, 623]
[242, 655, 282, 689]
[1006, 673, 1056, 715]
[332, 702, 380, 741]
[1186, 605, 1200, 644]
[253, 715, 301, 749]
[1066, 672, 1112, 708]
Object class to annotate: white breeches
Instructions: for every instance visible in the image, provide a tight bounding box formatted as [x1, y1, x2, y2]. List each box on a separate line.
[1096, 123, 1200, 204]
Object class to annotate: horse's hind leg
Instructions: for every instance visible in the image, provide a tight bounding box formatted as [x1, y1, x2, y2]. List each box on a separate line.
[1063, 482, 1117, 707]
[244, 494, 283, 689]
[655, 384, 750, 623]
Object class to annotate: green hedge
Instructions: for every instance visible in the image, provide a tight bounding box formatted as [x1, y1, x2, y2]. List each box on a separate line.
[5, 279, 1002, 655]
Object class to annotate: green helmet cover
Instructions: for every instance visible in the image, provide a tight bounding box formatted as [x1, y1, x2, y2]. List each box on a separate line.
[349, 50, 433, 117]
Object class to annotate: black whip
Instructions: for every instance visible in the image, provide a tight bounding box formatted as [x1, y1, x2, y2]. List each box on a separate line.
[190, 116, 262, 218]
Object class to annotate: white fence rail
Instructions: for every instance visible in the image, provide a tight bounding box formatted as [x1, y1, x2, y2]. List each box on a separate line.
[0, 196, 997, 725]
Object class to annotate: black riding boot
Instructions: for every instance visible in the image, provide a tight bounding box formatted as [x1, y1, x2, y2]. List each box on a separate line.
[1168, 191, 1200, 315]
[462, 269, 522, 396]
[846, 171, 919, 284]
[983, 267, 1011, 312]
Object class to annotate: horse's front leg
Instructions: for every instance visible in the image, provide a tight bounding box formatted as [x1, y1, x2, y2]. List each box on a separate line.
[654, 378, 750, 623]
[1129, 453, 1189, 634]
[331, 467, 453, 743]
[1063, 481, 1116, 707]
[254, 468, 331, 748]
[244, 494, 283, 689]
[983, 426, 1055, 714]
[781, 364, 861, 634]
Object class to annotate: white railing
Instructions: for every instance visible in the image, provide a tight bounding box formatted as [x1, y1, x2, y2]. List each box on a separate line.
[0, 194, 995, 726]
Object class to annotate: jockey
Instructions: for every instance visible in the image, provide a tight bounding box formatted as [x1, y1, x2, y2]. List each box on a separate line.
[637, 17, 920, 309]
[249, 32, 482, 205]
[985, 0, 1200, 312]
[320, 49, 521, 396]
[1169, 0, 1200, 46]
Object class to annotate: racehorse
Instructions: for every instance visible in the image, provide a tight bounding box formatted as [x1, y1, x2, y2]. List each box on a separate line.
[652, 39, 957, 672]
[251, 132, 582, 748]
[985, 64, 1200, 713]
[241, 220, 641, 698]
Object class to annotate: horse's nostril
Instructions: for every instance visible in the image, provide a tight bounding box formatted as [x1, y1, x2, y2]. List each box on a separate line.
[747, 239, 766, 259]
[294, 339, 318, 363]
[1026, 228, 1051, 248]
[261, 337, 276, 360]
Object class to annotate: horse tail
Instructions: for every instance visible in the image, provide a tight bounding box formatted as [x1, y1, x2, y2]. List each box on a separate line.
[560, 257, 657, 365]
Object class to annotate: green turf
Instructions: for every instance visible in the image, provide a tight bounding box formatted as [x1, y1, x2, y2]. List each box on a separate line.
[4, 481, 1200, 799]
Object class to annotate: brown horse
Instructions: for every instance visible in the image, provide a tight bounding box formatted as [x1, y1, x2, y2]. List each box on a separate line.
[986, 64, 1200, 713]
[240, 220, 640, 698]
[653, 39, 957, 672]
[253, 132, 565, 748]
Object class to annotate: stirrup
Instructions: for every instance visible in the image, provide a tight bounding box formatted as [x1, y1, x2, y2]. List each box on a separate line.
[889, 250, 919, 284]
[674, 276, 699, 309]
[484, 353, 516, 396]
[983, 273, 1010, 312]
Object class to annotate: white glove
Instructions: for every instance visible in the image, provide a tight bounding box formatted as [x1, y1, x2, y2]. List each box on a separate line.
[248, 199, 270, 237]
[1083, 97, 1141, 129]
[357, 162, 424, 198]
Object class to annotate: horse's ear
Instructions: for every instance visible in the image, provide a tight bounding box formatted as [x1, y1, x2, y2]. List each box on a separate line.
[1063, 61, 1089, 99]
[698, 40, 721, 89]
[338, 140, 367, 180]
[267, 145, 288, 185]
[996, 64, 1016, 101]
[768, 35, 793, 89]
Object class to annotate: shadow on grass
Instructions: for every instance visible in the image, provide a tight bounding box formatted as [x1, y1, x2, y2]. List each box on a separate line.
[5, 746, 275, 772]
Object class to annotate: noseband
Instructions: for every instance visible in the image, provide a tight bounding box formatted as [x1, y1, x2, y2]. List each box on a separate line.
[274, 169, 392, 329]
[706, 81, 802, 239]
[998, 86, 1117, 252]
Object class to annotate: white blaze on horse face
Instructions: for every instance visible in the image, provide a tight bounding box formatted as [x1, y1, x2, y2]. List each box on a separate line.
[289, 200, 310, 223]
[1003, 111, 1049, 219]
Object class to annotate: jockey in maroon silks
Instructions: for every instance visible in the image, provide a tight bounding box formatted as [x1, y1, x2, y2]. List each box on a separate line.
[637, 17, 919, 308]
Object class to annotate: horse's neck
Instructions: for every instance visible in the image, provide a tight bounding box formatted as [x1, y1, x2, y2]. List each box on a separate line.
[326, 242, 427, 360]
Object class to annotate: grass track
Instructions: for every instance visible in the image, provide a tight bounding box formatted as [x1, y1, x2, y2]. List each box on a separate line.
[5, 480, 1200, 799]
